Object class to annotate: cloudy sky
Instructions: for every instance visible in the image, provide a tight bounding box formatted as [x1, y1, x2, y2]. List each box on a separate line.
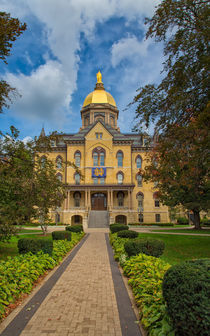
[0, 0, 163, 140]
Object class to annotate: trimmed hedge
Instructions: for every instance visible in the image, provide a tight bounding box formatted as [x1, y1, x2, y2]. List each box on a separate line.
[117, 230, 138, 239]
[124, 238, 165, 258]
[129, 222, 174, 227]
[52, 231, 71, 241]
[162, 259, 210, 336]
[66, 225, 83, 233]
[110, 224, 129, 233]
[18, 238, 53, 255]
[176, 217, 188, 224]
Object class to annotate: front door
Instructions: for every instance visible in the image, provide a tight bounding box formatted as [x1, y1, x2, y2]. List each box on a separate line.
[91, 193, 107, 210]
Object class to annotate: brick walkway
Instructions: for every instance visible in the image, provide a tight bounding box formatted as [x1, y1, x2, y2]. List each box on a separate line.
[20, 233, 122, 336]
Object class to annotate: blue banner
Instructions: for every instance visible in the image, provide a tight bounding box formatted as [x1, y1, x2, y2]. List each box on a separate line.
[92, 167, 106, 178]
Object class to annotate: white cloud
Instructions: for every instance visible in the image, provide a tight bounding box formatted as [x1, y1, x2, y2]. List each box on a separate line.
[111, 36, 150, 67]
[5, 60, 71, 126]
[22, 136, 33, 144]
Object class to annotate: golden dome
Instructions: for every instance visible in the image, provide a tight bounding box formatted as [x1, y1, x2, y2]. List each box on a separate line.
[83, 89, 116, 107]
[82, 71, 116, 107]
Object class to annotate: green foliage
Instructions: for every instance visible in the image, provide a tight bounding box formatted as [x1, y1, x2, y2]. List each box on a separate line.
[0, 12, 26, 112]
[129, 223, 174, 227]
[123, 254, 173, 335]
[0, 232, 84, 320]
[162, 259, 210, 336]
[66, 225, 83, 233]
[52, 231, 71, 241]
[110, 224, 129, 233]
[0, 223, 17, 242]
[124, 239, 165, 258]
[117, 230, 138, 239]
[176, 217, 188, 224]
[18, 238, 53, 255]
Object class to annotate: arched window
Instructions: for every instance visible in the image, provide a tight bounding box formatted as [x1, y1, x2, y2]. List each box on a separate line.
[40, 156, 46, 168]
[100, 152, 105, 166]
[74, 151, 81, 167]
[84, 116, 89, 126]
[136, 174, 142, 187]
[117, 151, 123, 167]
[74, 191, 81, 207]
[117, 172, 124, 184]
[56, 156, 62, 169]
[117, 191, 124, 207]
[139, 213, 143, 223]
[110, 116, 115, 127]
[93, 152, 98, 166]
[56, 173, 62, 182]
[153, 192, 160, 207]
[137, 192, 144, 210]
[136, 156, 142, 169]
[92, 147, 106, 166]
[75, 173, 80, 185]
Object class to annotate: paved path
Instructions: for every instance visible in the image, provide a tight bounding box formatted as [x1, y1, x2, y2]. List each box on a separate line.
[1, 233, 141, 336]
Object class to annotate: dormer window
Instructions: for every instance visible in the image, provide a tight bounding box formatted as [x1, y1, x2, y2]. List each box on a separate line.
[96, 132, 103, 139]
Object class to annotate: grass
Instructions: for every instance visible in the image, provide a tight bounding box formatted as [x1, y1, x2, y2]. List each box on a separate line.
[0, 233, 52, 260]
[138, 233, 210, 265]
[17, 229, 43, 233]
[151, 228, 210, 234]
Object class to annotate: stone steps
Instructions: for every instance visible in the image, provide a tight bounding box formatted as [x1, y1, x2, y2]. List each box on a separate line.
[88, 210, 109, 228]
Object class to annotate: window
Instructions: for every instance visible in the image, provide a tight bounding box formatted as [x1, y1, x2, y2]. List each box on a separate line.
[138, 213, 144, 223]
[50, 140, 56, 147]
[110, 116, 115, 127]
[85, 116, 89, 126]
[92, 147, 106, 166]
[74, 192, 81, 207]
[93, 152, 98, 166]
[100, 152, 105, 166]
[56, 156, 62, 169]
[75, 173, 80, 185]
[136, 156, 142, 169]
[117, 151, 123, 167]
[93, 177, 98, 184]
[117, 192, 124, 207]
[75, 151, 81, 167]
[136, 174, 142, 187]
[100, 178, 105, 184]
[96, 132, 103, 139]
[155, 214, 161, 222]
[117, 172, 123, 184]
[154, 181, 158, 188]
[137, 193, 144, 210]
[40, 156, 46, 168]
[56, 173, 62, 182]
[155, 200, 160, 207]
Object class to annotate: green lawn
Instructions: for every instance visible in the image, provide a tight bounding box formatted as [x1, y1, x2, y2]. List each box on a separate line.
[138, 233, 210, 264]
[0, 233, 52, 260]
[151, 229, 210, 234]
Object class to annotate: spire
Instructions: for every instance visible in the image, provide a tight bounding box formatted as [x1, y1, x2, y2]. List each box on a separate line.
[40, 126, 46, 137]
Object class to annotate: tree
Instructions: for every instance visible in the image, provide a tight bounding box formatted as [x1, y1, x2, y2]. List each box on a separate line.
[142, 121, 210, 229]
[0, 12, 26, 113]
[0, 127, 66, 240]
[132, 0, 209, 132]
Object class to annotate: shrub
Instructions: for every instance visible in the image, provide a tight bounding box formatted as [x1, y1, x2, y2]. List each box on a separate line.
[18, 238, 53, 255]
[117, 230, 138, 239]
[162, 259, 210, 336]
[52, 231, 71, 241]
[176, 217, 188, 224]
[201, 218, 210, 226]
[131, 222, 174, 227]
[124, 238, 165, 258]
[110, 224, 129, 233]
[66, 225, 83, 232]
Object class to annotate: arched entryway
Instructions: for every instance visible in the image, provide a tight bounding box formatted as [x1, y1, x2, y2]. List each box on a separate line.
[71, 215, 83, 225]
[91, 193, 107, 210]
[115, 215, 127, 224]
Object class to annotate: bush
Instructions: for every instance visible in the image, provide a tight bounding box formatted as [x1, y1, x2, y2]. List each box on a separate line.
[18, 238, 53, 255]
[201, 218, 210, 226]
[66, 225, 83, 232]
[176, 217, 188, 224]
[52, 231, 71, 241]
[162, 259, 210, 336]
[110, 224, 129, 233]
[124, 238, 165, 258]
[132, 222, 174, 227]
[117, 230, 138, 239]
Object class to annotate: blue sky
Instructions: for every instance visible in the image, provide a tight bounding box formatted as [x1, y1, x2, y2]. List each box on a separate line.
[0, 0, 163, 141]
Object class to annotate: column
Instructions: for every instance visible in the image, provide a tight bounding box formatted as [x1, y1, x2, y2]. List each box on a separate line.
[85, 189, 87, 208]
[111, 189, 113, 209]
[88, 189, 91, 209]
[128, 189, 131, 210]
[130, 189, 133, 210]
[107, 190, 110, 210]
[67, 191, 69, 210]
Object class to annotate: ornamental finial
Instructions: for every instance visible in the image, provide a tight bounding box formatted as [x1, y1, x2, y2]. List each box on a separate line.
[96, 70, 102, 83]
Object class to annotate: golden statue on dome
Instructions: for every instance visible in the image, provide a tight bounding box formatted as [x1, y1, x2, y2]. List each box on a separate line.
[96, 70, 102, 83]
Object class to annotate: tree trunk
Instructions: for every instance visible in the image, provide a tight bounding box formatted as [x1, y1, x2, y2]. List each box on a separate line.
[193, 210, 201, 230]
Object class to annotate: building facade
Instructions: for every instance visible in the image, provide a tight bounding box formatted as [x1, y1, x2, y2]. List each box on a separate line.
[45, 72, 169, 227]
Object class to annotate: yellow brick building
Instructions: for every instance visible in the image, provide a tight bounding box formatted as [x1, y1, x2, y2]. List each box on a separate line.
[45, 72, 169, 228]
